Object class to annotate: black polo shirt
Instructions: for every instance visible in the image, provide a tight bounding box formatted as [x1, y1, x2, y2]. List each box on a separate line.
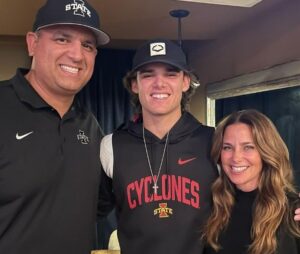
[0, 69, 102, 254]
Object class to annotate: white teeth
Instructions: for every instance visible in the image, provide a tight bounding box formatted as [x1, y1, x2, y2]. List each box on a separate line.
[60, 65, 79, 74]
[152, 94, 169, 99]
[231, 166, 248, 172]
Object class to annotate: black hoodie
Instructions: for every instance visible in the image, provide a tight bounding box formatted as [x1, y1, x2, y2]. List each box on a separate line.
[100, 112, 218, 254]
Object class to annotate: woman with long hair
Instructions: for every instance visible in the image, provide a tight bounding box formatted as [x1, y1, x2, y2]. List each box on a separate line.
[202, 109, 300, 254]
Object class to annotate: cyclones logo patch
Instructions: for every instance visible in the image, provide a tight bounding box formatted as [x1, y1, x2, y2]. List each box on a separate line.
[154, 203, 173, 218]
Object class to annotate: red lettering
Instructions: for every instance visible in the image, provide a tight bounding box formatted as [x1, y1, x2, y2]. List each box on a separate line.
[127, 175, 201, 210]
[172, 175, 181, 202]
[182, 177, 191, 205]
[134, 179, 144, 206]
[127, 183, 136, 209]
[153, 190, 163, 201]
[144, 176, 153, 203]
[190, 180, 200, 208]
[161, 174, 171, 200]
[152, 175, 162, 201]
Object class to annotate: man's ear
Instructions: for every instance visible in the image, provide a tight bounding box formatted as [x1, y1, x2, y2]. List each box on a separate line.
[182, 74, 190, 92]
[26, 32, 39, 57]
[131, 80, 139, 94]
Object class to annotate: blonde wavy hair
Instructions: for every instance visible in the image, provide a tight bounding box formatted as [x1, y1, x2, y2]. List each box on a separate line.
[202, 109, 300, 254]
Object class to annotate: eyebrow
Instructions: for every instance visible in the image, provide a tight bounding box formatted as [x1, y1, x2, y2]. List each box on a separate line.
[52, 30, 96, 45]
[51, 29, 69, 36]
[222, 141, 255, 145]
[50, 30, 72, 40]
[138, 68, 154, 74]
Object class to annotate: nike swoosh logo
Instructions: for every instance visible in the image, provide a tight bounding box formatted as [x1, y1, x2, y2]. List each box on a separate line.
[178, 157, 197, 165]
[16, 131, 34, 140]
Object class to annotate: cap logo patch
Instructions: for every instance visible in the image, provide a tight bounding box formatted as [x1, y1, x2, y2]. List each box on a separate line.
[150, 42, 166, 56]
[65, 0, 91, 18]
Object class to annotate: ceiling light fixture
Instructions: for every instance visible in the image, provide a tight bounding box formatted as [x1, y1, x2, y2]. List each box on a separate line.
[176, 0, 263, 8]
[169, 9, 190, 48]
[169, 9, 201, 88]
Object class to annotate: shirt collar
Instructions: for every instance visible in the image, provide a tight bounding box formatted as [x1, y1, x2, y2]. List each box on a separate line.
[12, 68, 49, 109]
[12, 68, 83, 117]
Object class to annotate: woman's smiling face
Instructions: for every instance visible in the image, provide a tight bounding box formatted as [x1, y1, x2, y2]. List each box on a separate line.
[221, 123, 263, 192]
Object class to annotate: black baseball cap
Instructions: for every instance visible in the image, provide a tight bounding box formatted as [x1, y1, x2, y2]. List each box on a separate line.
[33, 0, 110, 46]
[132, 39, 188, 72]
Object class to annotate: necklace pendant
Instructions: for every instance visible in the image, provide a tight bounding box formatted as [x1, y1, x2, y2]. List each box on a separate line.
[143, 127, 169, 197]
[153, 184, 159, 194]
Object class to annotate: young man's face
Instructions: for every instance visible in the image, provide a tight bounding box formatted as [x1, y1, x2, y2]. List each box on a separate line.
[131, 63, 190, 121]
[26, 25, 97, 99]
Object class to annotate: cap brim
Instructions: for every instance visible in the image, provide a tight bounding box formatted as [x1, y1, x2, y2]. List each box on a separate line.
[36, 23, 110, 46]
[132, 59, 188, 72]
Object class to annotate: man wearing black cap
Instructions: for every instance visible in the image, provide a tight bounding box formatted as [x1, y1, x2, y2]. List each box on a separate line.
[100, 39, 218, 253]
[0, 0, 109, 253]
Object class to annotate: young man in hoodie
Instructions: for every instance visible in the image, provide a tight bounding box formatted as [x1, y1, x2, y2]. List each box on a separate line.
[99, 39, 218, 254]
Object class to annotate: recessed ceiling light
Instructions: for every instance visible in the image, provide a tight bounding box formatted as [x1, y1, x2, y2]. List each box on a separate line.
[176, 0, 263, 7]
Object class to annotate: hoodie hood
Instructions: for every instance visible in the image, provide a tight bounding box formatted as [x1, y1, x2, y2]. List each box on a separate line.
[127, 111, 202, 144]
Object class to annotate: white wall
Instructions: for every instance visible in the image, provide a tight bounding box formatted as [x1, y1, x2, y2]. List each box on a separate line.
[188, 0, 300, 122]
[0, 36, 30, 80]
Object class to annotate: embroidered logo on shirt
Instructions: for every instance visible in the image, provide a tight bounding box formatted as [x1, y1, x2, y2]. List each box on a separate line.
[154, 203, 173, 218]
[77, 130, 89, 144]
[16, 131, 34, 140]
[178, 157, 196, 165]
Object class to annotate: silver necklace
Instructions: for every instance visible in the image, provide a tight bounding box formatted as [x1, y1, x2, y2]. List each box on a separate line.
[142, 127, 169, 195]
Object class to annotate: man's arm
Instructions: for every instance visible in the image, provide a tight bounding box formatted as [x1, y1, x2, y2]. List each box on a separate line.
[98, 134, 115, 218]
[97, 167, 115, 218]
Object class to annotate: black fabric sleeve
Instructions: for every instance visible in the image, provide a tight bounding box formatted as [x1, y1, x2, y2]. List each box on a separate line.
[97, 167, 115, 218]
